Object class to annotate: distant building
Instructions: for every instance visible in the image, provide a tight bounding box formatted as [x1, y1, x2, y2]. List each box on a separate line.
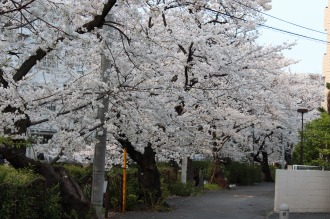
[322, 1, 330, 110]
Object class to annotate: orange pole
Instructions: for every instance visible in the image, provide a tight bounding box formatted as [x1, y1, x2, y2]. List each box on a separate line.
[122, 148, 127, 213]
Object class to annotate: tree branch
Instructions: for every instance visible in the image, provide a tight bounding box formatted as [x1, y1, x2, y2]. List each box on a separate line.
[13, 0, 117, 83]
[0, 0, 37, 15]
[114, 133, 143, 164]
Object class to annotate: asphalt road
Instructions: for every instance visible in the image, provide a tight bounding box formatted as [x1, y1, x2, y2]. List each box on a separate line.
[108, 182, 275, 219]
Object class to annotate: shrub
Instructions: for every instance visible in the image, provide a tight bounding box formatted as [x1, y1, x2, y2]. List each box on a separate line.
[168, 182, 196, 196]
[0, 165, 38, 185]
[159, 167, 179, 184]
[0, 165, 63, 219]
[192, 160, 212, 180]
[105, 173, 122, 211]
[43, 185, 63, 219]
[104, 166, 142, 211]
[61, 163, 92, 182]
[0, 178, 60, 218]
[61, 163, 93, 199]
[126, 194, 139, 210]
[225, 162, 261, 185]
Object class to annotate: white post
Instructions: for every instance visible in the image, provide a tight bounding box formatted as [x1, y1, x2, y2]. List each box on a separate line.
[181, 155, 188, 183]
[91, 14, 111, 219]
[279, 204, 289, 219]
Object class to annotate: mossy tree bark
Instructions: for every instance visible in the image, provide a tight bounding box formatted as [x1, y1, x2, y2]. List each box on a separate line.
[115, 136, 162, 204]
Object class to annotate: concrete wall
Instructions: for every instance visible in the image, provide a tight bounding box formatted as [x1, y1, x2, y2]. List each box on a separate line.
[274, 169, 330, 213]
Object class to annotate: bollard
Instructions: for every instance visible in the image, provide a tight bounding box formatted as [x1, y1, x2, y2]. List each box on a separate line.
[279, 204, 289, 219]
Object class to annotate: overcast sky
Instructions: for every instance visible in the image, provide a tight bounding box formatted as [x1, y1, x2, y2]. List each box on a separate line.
[258, 0, 328, 74]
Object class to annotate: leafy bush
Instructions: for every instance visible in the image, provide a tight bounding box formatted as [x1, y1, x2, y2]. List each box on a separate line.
[225, 162, 261, 185]
[159, 168, 179, 184]
[43, 185, 63, 219]
[0, 165, 63, 219]
[192, 160, 212, 180]
[0, 165, 38, 185]
[125, 194, 138, 211]
[168, 182, 196, 196]
[61, 163, 92, 182]
[104, 166, 142, 211]
[60, 164, 93, 199]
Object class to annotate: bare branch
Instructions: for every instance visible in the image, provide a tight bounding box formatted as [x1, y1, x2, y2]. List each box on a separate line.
[13, 0, 117, 83]
[0, 0, 37, 15]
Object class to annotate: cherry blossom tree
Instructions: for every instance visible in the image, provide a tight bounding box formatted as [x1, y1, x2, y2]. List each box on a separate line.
[1, 1, 117, 217]
[225, 73, 323, 180]
[1, 0, 320, 216]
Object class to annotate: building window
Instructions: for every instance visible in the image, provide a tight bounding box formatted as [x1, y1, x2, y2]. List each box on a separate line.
[46, 105, 56, 111]
[76, 62, 85, 74]
[41, 55, 58, 69]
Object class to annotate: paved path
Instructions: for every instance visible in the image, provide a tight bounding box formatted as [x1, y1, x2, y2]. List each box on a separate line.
[108, 183, 275, 219]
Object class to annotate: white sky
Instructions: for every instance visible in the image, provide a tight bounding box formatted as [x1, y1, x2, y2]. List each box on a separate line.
[258, 0, 328, 74]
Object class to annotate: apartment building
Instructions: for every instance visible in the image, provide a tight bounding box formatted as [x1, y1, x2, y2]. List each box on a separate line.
[322, 1, 330, 110]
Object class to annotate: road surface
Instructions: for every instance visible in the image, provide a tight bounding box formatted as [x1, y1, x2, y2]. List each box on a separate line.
[108, 182, 274, 219]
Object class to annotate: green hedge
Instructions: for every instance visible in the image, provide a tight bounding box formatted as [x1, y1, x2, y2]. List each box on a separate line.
[167, 181, 196, 196]
[224, 162, 262, 185]
[0, 166, 62, 219]
[61, 164, 93, 199]
[192, 160, 212, 180]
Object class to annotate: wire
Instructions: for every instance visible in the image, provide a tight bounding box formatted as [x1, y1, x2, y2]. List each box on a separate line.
[204, 6, 329, 44]
[259, 24, 329, 44]
[231, 0, 327, 35]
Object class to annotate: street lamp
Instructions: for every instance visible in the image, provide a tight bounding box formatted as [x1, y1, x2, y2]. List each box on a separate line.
[297, 108, 308, 165]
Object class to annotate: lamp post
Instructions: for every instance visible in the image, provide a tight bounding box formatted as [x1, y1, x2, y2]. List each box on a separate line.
[297, 108, 308, 165]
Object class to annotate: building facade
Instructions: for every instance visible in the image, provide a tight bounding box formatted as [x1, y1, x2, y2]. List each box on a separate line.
[322, 1, 330, 110]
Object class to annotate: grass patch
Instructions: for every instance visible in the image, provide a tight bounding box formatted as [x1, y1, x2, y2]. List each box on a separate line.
[204, 183, 221, 190]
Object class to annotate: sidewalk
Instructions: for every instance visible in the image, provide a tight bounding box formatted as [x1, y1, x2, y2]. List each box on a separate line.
[267, 212, 330, 219]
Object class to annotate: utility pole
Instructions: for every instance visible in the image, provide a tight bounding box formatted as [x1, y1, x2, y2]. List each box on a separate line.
[91, 14, 112, 219]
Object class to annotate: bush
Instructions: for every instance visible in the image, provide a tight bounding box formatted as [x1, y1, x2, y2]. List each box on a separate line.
[168, 182, 196, 196]
[61, 163, 93, 199]
[192, 160, 212, 180]
[61, 163, 92, 182]
[159, 168, 179, 184]
[0, 165, 63, 219]
[43, 185, 63, 219]
[104, 166, 142, 211]
[225, 162, 261, 185]
[0, 165, 38, 185]
[126, 194, 138, 211]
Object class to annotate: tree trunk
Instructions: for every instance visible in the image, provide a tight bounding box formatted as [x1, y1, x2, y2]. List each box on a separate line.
[115, 137, 162, 205]
[0, 143, 97, 218]
[260, 151, 273, 182]
[137, 144, 162, 202]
